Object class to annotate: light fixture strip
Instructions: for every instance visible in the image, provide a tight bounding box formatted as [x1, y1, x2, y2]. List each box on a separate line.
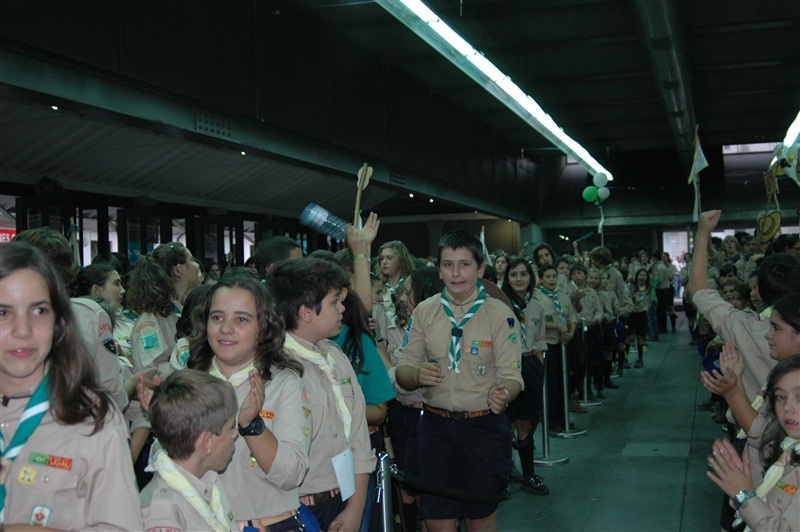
[377, 0, 613, 181]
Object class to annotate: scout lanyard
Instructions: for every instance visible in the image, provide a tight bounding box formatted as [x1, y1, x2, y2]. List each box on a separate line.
[539, 287, 564, 320]
[284, 333, 352, 442]
[146, 441, 231, 531]
[0, 375, 50, 523]
[511, 293, 531, 345]
[440, 281, 486, 373]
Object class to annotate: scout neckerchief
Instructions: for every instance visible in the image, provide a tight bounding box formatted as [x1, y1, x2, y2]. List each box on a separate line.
[209, 358, 257, 388]
[284, 333, 352, 442]
[735, 436, 800, 531]
[511, 293, 531, 345]
[0, 375, 50, 524]
[539, 286, 564, 320]
[146, 440, 231, 532]
[401, 317, 413, 348]
[385, 277, 404, 297]
[440, 281, 486, 374]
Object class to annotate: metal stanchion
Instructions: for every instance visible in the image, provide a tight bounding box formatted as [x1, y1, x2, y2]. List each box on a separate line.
[580, 317, 601, 407]
[534, 349, 569, 466]
[551, 344, 587, 439]
[377, 452, 393, 532]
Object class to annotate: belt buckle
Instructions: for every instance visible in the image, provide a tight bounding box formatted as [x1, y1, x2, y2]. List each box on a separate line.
[451, 410, 466, 420]
[315, 490, 333, 506]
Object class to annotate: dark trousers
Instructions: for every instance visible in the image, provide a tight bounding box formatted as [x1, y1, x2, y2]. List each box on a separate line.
[656, 287, 674, 334]
[545, 342, 566, 428]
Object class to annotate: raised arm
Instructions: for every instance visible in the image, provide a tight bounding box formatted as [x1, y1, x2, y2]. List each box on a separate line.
[688, 210, 721, 298]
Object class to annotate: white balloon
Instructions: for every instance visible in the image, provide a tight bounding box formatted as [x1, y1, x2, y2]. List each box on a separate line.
[593, 172, 608, 187]
[598, 186, 611, 201]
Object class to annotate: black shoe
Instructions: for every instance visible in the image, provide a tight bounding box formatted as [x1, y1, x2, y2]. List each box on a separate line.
[597, 390, 606, 399]
[604, 381, 619, 389]
[521, 475, 550, 495]
[623, 361, 631, 369]
[634, 359, 644, 368]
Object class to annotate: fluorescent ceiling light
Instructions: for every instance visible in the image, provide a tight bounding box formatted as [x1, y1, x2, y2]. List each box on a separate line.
[783, 110, 800, 147]
[377, 0, 613, 181]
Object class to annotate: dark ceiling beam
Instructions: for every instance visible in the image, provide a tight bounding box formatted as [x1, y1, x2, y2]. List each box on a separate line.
[630, 0, 696, 170]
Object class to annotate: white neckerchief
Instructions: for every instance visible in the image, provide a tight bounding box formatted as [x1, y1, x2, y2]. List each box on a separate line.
[284, 333, 352, 442]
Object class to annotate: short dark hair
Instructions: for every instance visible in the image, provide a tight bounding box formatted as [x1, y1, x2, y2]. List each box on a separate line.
[537, 263, 557, 278]
[438, 230, 483, 265]
[254, 236, 301, 279]
[267, 258, 350, 331]
[589, 246, 613, 266]
[719, 263, 738, 277]
[570, 263, 587, 275]
[772, 293, 800, 333]
[149, 369, 238, 461]
[757, 253, 800, 306]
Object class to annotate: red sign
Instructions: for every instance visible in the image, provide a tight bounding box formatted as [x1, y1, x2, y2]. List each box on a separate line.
[0, 228, 16, 243]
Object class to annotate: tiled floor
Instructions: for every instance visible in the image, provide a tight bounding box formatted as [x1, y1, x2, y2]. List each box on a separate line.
[497, 318, 723, 531]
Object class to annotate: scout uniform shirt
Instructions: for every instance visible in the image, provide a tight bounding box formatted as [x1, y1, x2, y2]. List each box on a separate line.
[131, 303, 181, 376]
[604, 266, 627, 309]
[630, 284, 651, 314]
[691, 288, 774, 403]
[211, 360, 311, 520]
[522, 296, 547, 354]
[574, 284, 603, 325]
[71, 297, 127, 409]
[536, 287, 577, 346]
[396, 287, 524, 413]
[284, 333, 376, 497]
[1, 397, 143, 530]
[140, 464, 237, 532]
[387, 320, 426, 407]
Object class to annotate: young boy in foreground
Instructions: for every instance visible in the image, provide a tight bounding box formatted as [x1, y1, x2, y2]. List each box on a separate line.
[140, 369, 239, 531]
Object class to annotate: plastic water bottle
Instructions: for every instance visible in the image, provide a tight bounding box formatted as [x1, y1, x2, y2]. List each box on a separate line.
[299, 203, 348, 240]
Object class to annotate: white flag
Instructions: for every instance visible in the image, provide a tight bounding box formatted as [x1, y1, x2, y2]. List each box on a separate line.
[688, 133, 708, 222]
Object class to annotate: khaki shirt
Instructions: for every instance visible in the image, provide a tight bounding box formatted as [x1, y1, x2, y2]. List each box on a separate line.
[655, 261, 676, 290]
[536, 288, 577, 345]
[742, 409, 799, 531]
[286, 334, 376, 496]
[691, 288, 774, 402]
[132, 308, 180, 376]
[218, 364, 311, 520]
[523, 296, 547, 353]
[574, 285, 603, 324]
[2, 397, 143, 530]
[605, 266, 626, 308]
[71, 298, 127, 409]
[630, 284, 651, 313]
[396, 287, 524, 412]
[140, 465, 236, 531]
[387, 322, 426, 406]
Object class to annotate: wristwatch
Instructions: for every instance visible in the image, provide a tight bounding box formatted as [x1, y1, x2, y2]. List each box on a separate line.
[238, 416, 265, 437]
[733, 489, 756, 510]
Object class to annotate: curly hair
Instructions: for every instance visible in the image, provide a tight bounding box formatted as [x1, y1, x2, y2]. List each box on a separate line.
[126, 242, 190, 316]
[187, 273, 301, 382]
[0, 242, 111, 433]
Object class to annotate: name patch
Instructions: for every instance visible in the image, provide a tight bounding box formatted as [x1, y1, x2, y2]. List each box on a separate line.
[777, 481, 798, 494]
[29, 452, 73, 471]
[135, 320, 155, 333]
[259, 410, 275, 420]
[98, 322, 111, 336]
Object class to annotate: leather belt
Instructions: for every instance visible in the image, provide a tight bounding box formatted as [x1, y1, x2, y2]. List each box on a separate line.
[299, 488, 341, 507]
[237, 509, 298, 529]
[423, 404, 492, 420]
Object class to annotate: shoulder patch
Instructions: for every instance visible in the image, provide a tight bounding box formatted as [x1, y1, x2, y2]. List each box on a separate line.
[141, 333, 160, 351]
[136, 320, 156, 333]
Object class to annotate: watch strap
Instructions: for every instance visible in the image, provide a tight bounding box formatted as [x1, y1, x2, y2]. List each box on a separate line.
[238, 416, 265, 436]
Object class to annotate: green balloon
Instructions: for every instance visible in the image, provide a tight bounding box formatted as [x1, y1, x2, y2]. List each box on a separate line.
[582, 186, 599, 203]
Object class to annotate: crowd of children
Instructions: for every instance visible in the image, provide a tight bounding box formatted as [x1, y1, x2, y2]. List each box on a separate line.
[2, 213, 798, 531]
